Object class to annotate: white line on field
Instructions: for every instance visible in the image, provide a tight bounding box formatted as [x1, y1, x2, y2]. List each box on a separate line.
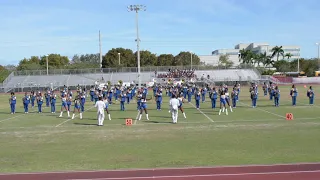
[55, 106, 95, 127]
[189, 102, 214, 122]
[68, 170, 320, 180]
[239, 102, 286, 119]
[0, 109, 38, 123]
[1, 117, 320, 131]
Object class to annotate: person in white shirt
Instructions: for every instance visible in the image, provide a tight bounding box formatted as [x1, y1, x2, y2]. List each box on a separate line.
[95, 96, 106, 126]
[169, 94, 181, 124]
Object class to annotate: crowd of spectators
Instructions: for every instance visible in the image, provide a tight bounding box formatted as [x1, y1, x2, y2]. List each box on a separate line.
[156, 69, 196, 79]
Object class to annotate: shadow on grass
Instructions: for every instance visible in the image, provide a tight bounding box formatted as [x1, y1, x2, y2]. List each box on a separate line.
[143, 120, 173, 124]
[74, 122, 97, 126]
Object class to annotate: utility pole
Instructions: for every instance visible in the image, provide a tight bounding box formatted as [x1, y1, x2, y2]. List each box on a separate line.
[99, 30, 102, 69]
[316, 43, 320, 70]
[128, 5, 146, 88]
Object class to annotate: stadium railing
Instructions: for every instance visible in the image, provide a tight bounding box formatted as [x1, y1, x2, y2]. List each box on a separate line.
[13, 64, 259, 76]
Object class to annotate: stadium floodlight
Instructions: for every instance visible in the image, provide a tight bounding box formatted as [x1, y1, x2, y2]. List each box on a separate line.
[316, 43, 320, 70]
[128, 5, 146, 88]
[45, 54, 49, 75]
[189, 51, 193, 69]
[118, 53, 121, 65]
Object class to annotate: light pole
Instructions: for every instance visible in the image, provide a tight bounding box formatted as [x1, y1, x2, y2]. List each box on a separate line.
[128, 5, 146, 88]
[45, 55, 49, 75]
[297, 48, 300, 73]
[118, 53, 121, 65]
[316, 43, 320, 70]
[190, 51, 193, 69]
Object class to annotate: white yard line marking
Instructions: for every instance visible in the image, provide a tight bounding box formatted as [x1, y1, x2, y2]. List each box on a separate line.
[67, 170, 320, 180]
[1, 162, 320, 176]
[1, 117, 320, 130]
[0, 109, 37, 123]
[239, 102, 286, 119]
[189, 102, 214, 122]
[55, 106, 95, 127]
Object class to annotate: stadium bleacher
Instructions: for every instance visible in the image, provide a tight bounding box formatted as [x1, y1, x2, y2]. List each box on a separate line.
[1, 67, 261, 92]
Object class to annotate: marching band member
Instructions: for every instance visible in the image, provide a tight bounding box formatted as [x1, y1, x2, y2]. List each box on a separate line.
[156, 89, 163, 110]
[59, 94, 70, 118]
[231, 87, 238, 108]
[51, 92, 57, 113]
[137, 94, 151, 121]
[31, 90, 36, 108]
[177, 93, 186, 118]
[219, 90, 228, 115]
[95, 96, 106, 126]
[120, 91, 126, 111]
[37, 93, 44, 113]
[71, 96, 82, 120]
[290, 84, 298, 106]
[210, 87, 218, 109]
[274, 86, 280, 107]
[9, 92, 16, 114]
[195, 88, 201, 109]
[307, 86, 314, 105]
[22, 92, 30, 113]
[103, 96, 111, 120]
[169, 94, 181, 124]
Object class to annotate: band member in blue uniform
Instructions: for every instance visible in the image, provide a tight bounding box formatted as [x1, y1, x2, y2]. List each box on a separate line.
[177, 93, 187, 118]
[23, 92, 30, 113]
[274, 86, 280, 107]
[137, 95, 152, 121]
[9, 92, 16, 114]
[156, 89, 163, 110]
[251, 86, 258, 108]
[263, 82, 268, 96]
[219, 90, 228, 115]
[307, 86, 314, 105]
[71, 96, 81, 119]
[126, 88, 132, 104]
[224, 86, 233, 112]
[51, 93, 57, 113]
[187, 87, 193, 103]
[136, 90, 142, 111]
[210, 87, 217, 109]
[201, 87, 207, 103]
[290, 84, 298, 106]
[231, 87, 238, 108]
[67, 95, 72, 112]
[90, 86, 95, 102]
[31, 90, 36, 108]
[45, 88, 51, 107]
[80, 92, 86, 117]
[59, 94, 70, 118]
[120, 91, 126, 111]
[195, 89, 201, 109]
[37, 93, 44, 113]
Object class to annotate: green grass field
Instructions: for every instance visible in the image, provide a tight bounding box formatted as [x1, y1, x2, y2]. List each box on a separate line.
[0, 85, 320, 173]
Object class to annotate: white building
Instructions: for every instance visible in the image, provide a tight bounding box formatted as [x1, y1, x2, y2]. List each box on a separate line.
[199, 42, 300, 66]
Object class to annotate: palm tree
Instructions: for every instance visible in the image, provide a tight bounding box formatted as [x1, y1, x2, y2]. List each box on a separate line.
[271, 46, 284, 61]
[284, 53, 292, 60]
[239, 49, 254, 64]
[264, 55, 275, 68]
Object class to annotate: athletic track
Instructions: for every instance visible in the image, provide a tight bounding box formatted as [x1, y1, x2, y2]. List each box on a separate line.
[1, 163, 320, 180]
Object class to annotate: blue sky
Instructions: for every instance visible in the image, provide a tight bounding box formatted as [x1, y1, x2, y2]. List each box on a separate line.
[0, 0, 319, 65]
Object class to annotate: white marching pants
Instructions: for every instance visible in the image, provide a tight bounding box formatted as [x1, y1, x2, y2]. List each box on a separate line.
[171, 109, 178, 123]
[97, 111, 105, 125]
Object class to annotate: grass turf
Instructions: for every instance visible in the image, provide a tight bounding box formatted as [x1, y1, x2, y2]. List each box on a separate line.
[0, 85, 320, 173]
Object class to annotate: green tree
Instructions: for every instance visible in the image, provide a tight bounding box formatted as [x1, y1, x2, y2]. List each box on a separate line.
[157, 54, 175, 66]
[271, 46, 284, 61]
[0, 65, 10, 82]
[284, 53, 292, 60]
[102, 48, 135, 68]
[175, 51, 200, 66]
[274, 60, 290, 72]
[218, 54, 234, 68]
[239, 49, 254, 64]
[134, 50, 157, 66]
[39, 54, 69, 69]
[17, 56, 42, 70]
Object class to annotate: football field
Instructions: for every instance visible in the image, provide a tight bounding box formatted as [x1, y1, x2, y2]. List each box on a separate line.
[0, 85, 320, 173]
